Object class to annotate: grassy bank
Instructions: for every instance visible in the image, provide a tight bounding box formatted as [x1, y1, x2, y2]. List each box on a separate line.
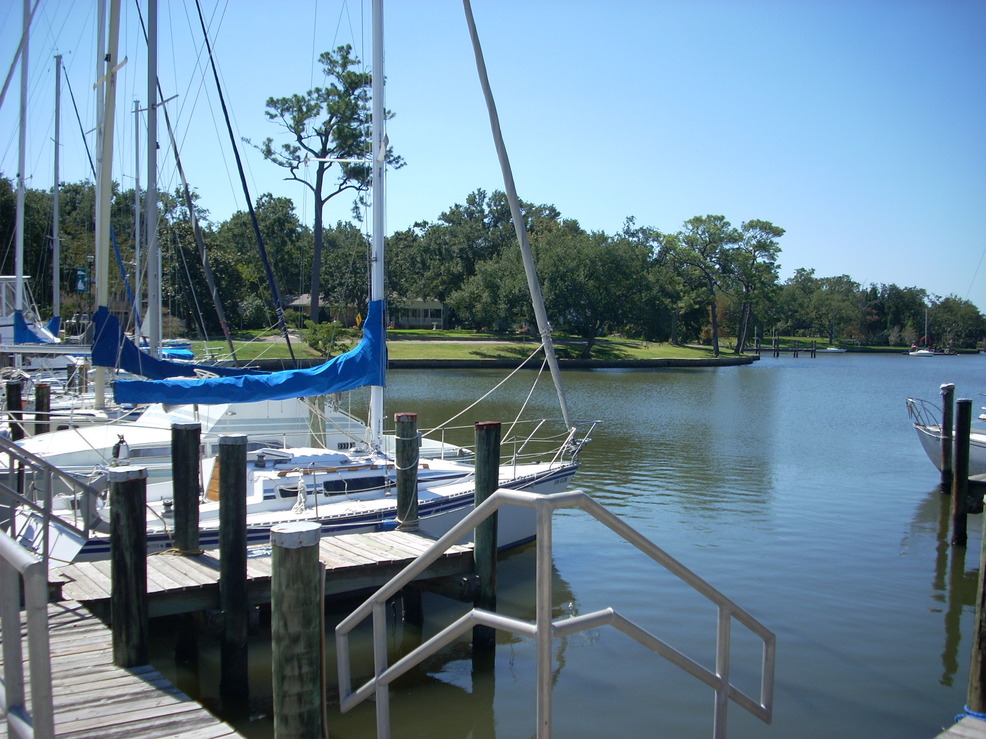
[190, 333, 720, 362]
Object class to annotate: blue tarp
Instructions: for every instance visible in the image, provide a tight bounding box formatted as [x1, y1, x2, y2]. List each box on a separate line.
[111, 299, 387, 406]
[14, 310, 55, 344]
[92, 306, 262, 381]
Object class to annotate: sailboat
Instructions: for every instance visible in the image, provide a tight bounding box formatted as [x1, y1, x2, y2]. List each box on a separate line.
[14, 0, 589, 562]
[908, 309, 935, 357]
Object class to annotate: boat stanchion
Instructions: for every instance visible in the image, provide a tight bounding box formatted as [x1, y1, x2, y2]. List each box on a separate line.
[941, 383, 955, 492]
[171, 422, 201, 553]
[952, 399, 973, 546]
[109, 465, 148, 668]
[271, 521, 325, 738]
[33, 383, 49, 436]
[473, 421, 501, 652]
[395, 412, 419, 530]
[218, 434, 249, 718]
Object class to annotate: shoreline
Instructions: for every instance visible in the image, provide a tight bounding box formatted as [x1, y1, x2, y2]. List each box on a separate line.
[246, 354, 760, 371]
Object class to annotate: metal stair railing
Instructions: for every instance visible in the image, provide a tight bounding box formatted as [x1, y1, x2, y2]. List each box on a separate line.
[0, 530, 53, 738]
[0, 434, 102, 568]
[336, 488, 776, 739]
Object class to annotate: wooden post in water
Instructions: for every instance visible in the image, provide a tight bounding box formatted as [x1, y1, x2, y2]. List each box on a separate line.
[395, 412, 419, 530]
[940, 383, 955, 492]
[33, 383, 49, 436]
[967, 484, 986, 714]
[219, 435, 249, 716]
[171, 422, 201, 552]
[952, 399, 972, 546]
[473, 421, 501, 652]
[5, 382, 23, 441]
[110, 466, 148, 668]
[271, 521, 325, 738]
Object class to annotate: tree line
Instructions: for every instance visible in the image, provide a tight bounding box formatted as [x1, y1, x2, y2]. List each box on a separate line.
[1, 174, 984, 355]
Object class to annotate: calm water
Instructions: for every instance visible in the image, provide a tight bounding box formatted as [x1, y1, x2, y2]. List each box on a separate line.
[151, 353, 986, 738]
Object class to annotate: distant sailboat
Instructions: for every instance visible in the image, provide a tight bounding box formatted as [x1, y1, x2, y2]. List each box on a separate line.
[908, 309, 935, 357]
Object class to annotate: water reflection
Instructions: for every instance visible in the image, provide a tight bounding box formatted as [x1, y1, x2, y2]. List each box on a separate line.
[148, 543, 578, 738]
[915, 488, 983, 688]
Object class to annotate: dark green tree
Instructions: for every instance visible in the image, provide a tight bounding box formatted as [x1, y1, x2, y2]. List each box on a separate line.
[254, 45, 402, 323]
[673, 215, 742, 356]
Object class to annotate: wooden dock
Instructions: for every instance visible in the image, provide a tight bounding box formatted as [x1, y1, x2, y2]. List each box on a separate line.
[0, 529, 473, 737]
[52, 530, 475, 617]
[936, 717, 986, 738]
[0, 599, 241, 739]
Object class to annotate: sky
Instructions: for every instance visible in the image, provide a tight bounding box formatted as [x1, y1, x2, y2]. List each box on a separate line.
[2, 0, 985, 311]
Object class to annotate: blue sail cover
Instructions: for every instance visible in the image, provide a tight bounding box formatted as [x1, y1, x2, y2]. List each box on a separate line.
[112, 299, 387, 406]
[14, 310, 56, 343]
[92, 306, 262, 381]
[45, 316, 60, 338]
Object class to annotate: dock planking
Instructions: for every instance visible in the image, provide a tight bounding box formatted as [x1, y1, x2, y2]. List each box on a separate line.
[0, 600, 241, 739]
[936, 717, 986, 738]
[52, 529, 475, 617]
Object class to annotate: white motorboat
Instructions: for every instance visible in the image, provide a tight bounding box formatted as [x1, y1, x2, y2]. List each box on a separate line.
[906, 397, 986, 476]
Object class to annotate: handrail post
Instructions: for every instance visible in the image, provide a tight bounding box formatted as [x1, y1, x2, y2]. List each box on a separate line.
[536, 498, 553, 738]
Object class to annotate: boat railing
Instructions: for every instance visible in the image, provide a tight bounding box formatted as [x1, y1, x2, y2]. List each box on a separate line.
[0, 528, 54, 738]
[336, 488, 775, 739]
[906, 397, 941, 429]
[0, 434, 102, 567]
[419, 419, 594, 469]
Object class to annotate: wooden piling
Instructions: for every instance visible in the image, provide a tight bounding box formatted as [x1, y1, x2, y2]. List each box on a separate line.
[33, 383, 50, 436]
[952, 399, 972, 546]
[218, 434, 249, 716]
[967, 483, 986, 714]
[395, 412, 419, 530]
[941, 383, 956, 492]
[271, 521, 325, 739]
[473, 421, 501, 651]
[109, 466, 148, 668]
[171, 422, 201, 553]
[5, 381, 24, 441]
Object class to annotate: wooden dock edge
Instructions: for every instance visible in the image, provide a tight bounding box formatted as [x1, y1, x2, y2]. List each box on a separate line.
[0, 600, 243, 739]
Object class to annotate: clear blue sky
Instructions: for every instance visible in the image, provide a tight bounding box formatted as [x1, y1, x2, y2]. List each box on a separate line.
[3, 0, 985, 311]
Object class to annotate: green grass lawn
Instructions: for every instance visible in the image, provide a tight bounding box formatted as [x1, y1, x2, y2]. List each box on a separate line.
[191, 333, 721, 361]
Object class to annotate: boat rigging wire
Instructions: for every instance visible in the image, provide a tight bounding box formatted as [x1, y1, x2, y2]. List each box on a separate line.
[191, 0, 297, 366]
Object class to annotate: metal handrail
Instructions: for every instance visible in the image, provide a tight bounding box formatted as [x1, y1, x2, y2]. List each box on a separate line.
[906, 397, 941, 429]
[0, 530, 53, 738]
[0, 434, 103, 567]
[336, 488, 775, 739]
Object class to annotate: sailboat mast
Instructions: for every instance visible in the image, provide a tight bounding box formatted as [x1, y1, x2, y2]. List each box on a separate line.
[368, 0, 386, 451]
[94, 0, 122, 409]
[145, 0, 160, 356]
[15, 0, 29, 318]
[133, 99, 142, 330]
[53, 54, 61, 323]
[462, 0, 572, 429]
